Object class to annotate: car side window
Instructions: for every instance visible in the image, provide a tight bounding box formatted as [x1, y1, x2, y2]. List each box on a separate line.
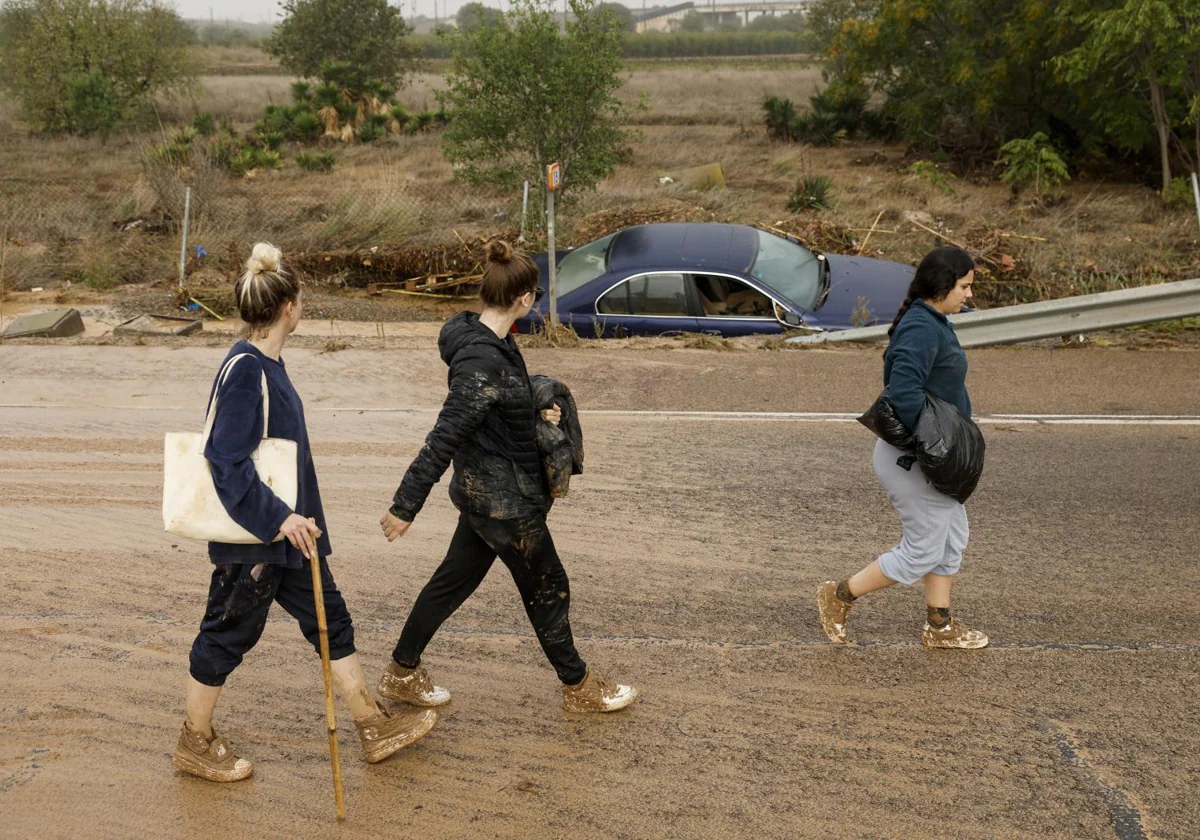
[597, 282, 630, 315]
[626, 273, 688, 316]
[691, 275, 775, 317]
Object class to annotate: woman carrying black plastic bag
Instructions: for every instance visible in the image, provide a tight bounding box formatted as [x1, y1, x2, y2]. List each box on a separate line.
[817, 247, 989, 650]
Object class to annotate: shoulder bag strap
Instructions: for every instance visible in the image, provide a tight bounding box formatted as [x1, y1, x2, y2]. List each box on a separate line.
[200, 353, 269, 448]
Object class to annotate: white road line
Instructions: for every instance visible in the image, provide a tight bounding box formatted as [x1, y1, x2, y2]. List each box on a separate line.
[2, 403, 1200, 425]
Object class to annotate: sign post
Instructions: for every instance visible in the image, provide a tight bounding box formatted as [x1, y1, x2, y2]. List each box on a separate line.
[546, 162, 562, 328]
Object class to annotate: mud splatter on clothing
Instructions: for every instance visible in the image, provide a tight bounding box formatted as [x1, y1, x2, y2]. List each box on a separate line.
[390, 312, 549, 523]
[391, 513, 586, 685]
[189, 559, 355, 686]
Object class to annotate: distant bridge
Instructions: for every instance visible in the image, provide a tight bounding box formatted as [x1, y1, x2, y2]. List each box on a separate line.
[635, 0, 816, 33]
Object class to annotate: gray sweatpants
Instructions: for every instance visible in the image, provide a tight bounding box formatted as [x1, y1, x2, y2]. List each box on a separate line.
[873, 439, 969, 585]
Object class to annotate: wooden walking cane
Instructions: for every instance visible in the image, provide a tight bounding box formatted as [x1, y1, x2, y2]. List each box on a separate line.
[308, 523, 346, 823]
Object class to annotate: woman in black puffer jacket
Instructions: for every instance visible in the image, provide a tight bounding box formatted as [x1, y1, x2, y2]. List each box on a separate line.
[377, 240, 638, 715]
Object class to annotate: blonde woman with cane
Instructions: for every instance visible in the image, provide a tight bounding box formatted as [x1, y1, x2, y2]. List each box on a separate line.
[171, 243, 437, 783]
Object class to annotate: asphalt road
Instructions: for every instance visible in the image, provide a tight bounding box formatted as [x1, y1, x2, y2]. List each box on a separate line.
[1, 343, 1197, 839]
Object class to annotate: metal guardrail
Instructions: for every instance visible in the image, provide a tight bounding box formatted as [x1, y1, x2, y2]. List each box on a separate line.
[788, 277, 1200, 347]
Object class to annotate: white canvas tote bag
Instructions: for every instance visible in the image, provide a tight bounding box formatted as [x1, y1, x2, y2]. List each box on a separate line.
[163, 353, 298, 543]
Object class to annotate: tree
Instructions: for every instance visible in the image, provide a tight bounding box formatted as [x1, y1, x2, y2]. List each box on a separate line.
[0, 0, 194, 135]
[595, 1, 634, 32]
[439, 0, 632, 202]
[1055, 0, 1200, 193]
[267, 0, 416, 83]
[825, 0, 1092, 160]
[806, 0, 878, 55]
[456, 1, 503, 32]
[677, 10, 705, 32]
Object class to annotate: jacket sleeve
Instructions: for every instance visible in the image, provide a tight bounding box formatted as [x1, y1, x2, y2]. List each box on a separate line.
[390, 349, 502, 522]
[887, 319, 938, 431]
[204, 358, 293, 543]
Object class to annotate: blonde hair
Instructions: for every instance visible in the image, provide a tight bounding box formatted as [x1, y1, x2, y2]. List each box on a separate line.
[234, 242, 300, 336]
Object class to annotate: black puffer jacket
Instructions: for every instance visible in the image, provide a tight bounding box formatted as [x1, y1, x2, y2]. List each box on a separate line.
[390, 312, 549, 522]
[530, 375, 584, 499]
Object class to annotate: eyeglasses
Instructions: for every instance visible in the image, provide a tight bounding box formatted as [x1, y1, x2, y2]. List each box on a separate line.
[529, 287, 545, 302]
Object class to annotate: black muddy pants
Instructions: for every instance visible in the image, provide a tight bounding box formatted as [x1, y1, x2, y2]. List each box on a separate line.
[392, 513, 588, 686]
[189, 559, 356, 687]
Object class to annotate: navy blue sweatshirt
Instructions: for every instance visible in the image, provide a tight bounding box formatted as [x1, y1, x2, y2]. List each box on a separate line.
[883, 300, 972, 430]
[205, 341, 331, 567]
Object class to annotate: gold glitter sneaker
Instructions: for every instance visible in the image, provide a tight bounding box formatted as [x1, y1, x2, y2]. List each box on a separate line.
[816, 580, 852, 644]
[355, 706, 438, 763]
[377, 661, 451, 707]
[922, 618, 989, 650]
[562, 669, 638, 713]
[171, 722, 253, 782]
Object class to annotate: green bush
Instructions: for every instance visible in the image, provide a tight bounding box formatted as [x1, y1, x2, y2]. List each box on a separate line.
[209, 134, 241, 170]
[296, 151, 336, 172]
[358, 121, 385, 142]
[762, 95, 798, 141]
[1163, 176, 1196, 210]
[192, 112, 217, 136]
[253, 130, 286, 151]
[0, 0, 195, 135]
[791, 108, 841, 146]
[997, 132, 1070, 198]
[291, 110, 323, 142]
[66, 72, 122, 138]
[787, 174, 834, 212]
[906, 160, 956, 193]
[256, 150, 284, 170]
[763, 81, 887, 146]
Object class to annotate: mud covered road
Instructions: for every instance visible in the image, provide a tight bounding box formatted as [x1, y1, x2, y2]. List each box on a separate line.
[1, 344, 1197, 838]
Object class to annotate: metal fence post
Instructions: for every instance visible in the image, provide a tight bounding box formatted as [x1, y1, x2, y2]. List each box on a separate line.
[547, 187, 558, 328]
[178, 187, 191, 290]
[1191, 172, 1200, 234]
[520, 180, 529, 241]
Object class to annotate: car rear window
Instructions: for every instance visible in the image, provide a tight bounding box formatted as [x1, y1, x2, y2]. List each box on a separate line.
[556, 232, 617, 297]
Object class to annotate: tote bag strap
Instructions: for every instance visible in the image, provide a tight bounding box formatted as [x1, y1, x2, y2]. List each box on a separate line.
[200, 353, 270, 449]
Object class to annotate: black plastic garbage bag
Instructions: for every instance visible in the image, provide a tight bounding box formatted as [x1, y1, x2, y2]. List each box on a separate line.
[858, 390, 986, 504]
[857, 388, 914, 450]
[911, 395, 986, 503]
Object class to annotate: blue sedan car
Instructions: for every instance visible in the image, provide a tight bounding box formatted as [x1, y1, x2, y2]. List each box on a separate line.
[517, 222, 915, 338]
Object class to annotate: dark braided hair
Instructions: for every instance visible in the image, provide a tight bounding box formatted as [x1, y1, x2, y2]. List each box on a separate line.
[887, 246, 976, 337]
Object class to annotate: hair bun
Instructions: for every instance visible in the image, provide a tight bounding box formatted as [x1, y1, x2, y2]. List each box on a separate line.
[484, 238, 514, 265]
[245, 242, 283, 277]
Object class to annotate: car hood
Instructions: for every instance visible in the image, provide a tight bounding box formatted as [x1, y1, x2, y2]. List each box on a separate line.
[817, 254, 914, 328]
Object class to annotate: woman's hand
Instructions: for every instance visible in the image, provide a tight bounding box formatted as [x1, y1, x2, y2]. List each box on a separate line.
[279, 513, 322, 559]
[380, 511, 411, 542]
[540, 405, 562, 425]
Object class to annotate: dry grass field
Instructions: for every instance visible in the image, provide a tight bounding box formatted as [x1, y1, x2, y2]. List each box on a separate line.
[2, 56, 1198, 313]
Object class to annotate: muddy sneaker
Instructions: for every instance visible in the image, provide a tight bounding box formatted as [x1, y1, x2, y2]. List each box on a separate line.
[171, 722, 253, 782]
[377, 661, 451, 707]
[817, 580, 852, 644]
[562, 670, 638, 713]
[355, 706, 438, 764]
[922, 619, 989, 650]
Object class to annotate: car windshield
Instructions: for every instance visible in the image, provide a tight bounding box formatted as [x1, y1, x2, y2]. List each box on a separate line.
[748, 231, 823, 310]
[555, 232, 617, 297]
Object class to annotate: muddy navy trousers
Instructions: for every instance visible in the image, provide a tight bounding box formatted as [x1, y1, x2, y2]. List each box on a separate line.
[393, 513, 588, 686]
[873, 439, 970, 585]
[189, 559, 356, 687]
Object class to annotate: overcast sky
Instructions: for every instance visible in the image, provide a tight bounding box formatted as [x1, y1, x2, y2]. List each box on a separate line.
[171, 0, 634, 25]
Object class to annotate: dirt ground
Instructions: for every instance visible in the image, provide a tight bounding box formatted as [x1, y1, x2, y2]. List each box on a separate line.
[1, 341, 1198, 839]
